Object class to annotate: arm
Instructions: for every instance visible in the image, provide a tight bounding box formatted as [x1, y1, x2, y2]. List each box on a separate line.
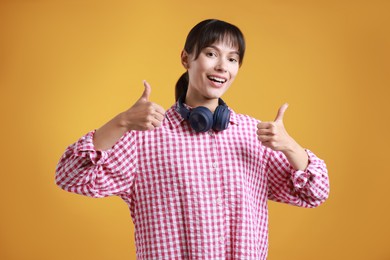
[257, 103, 330, 207]
[265, 148, 329, 207]
[55, 81, 166, 197]
[257, 103, 309, 171]
[55, 130, 138, 198]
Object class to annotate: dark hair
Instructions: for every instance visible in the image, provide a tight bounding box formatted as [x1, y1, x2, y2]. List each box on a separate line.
[175, 19, 246, 101]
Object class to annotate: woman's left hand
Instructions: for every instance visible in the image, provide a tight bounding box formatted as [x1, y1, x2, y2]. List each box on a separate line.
[257, 103, 309, 170]
[256, 103, 295, 152]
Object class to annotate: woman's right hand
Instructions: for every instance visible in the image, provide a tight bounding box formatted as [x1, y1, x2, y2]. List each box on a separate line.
[120, 80, 166, 131]
[93, 80, 166, 150]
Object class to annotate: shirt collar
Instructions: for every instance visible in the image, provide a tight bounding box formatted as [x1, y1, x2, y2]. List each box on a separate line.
[165, 101, 240, 130]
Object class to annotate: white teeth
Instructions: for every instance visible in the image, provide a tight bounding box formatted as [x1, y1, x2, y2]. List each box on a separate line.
[208, 76, 227, 83]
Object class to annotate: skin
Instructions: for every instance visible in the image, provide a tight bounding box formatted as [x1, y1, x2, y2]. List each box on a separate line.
[93, 80, 165, 150]
[181, 42, 240, 112]
[93, 40, 308, 170]
[257, 103, 309, 170]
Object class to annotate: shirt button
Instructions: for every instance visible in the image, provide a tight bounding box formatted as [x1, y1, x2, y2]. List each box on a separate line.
[219, 236, 225, 243]
[208, 131, 214, 136]
[212, 162, 218, 168]
[216, 198, 223, 205]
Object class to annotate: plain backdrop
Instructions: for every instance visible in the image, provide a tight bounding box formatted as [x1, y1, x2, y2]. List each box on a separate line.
[1, 0, 389, 259]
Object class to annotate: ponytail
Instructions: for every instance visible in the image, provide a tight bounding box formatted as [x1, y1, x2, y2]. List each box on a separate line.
[175, 72, 189, 101]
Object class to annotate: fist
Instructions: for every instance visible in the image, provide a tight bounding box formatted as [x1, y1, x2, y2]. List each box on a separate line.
[122, 80, 166, 131]
[257, 103, 293, 151]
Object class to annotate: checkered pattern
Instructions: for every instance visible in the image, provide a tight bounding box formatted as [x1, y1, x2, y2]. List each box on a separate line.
[56, 103, 329, 259]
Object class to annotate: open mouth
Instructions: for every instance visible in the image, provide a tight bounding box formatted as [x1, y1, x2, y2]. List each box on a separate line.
[207, 76, 227, 84]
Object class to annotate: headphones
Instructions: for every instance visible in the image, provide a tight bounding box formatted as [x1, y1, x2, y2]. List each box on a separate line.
[176, 94, 231, 133]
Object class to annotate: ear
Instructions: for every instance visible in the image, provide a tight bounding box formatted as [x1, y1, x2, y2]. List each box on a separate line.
[181, 50, 190, 69]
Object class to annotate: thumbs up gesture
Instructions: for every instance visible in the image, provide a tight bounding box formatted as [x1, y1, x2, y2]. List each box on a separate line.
[257, 103, 294, 152]
[122, 80, 166, 131]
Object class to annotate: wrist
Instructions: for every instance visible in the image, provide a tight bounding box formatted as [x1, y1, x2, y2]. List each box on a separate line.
[282, 137, 300, 154]
[116, 112, 132, 131]
[282, 140, 309, 171]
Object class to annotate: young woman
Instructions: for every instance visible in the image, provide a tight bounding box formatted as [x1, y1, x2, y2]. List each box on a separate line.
[56, 19, 329, 259]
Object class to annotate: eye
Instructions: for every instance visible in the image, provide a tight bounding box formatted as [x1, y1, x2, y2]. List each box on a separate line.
[229, 57, 239, 63]
[205, 51, 217, 57]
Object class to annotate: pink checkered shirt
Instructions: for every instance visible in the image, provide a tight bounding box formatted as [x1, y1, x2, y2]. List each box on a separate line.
[56, 103, 329, 259]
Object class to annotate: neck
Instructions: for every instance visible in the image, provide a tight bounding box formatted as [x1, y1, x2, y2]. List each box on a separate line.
[184, 92, 219, 112]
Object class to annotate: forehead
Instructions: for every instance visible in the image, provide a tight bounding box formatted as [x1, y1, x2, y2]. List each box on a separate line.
[215, 33, 240, 49]
[196, 32, 240, 52]
[205, 40, 240, 54]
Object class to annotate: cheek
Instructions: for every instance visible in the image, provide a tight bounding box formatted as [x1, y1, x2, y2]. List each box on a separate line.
[189, 61, 205, 74]
[230, 67, 239, 80]
[187, 65, 200, 80]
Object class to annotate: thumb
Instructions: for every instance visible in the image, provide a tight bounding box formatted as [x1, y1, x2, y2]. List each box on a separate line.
[274, 103, 289, 122]
[140, 80, 151, 100]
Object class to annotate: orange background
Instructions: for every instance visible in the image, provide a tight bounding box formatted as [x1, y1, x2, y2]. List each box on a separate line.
[1, 0, 389, 259]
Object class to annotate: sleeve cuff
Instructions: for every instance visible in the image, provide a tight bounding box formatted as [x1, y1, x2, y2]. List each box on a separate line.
[290, 149, 318, 189]
[74, 130, 110, 165]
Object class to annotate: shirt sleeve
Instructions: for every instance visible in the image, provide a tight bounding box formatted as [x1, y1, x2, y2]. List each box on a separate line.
[266, 148, 330, 208]
[55, 130, 138, 198]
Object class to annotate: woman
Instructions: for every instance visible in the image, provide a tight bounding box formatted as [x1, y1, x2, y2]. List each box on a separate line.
[56, 19, 329, 259]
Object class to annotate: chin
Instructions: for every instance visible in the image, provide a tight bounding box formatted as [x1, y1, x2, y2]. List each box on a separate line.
[204, 91, 224, 100]
[208, 87, 229, 99]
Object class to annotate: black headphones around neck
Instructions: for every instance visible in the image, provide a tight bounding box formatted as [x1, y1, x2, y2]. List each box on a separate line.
[176, 94, 231, 133]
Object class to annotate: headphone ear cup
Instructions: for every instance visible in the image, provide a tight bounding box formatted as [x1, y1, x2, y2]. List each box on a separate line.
[213, 105, 231, 131]
[189, 107, 213, 133]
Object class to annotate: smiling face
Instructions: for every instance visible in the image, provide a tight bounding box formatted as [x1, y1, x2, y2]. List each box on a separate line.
[182, 41, 240, 111]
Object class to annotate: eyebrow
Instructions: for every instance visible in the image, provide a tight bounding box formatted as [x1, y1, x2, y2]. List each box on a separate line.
[207, 45, 240, 56]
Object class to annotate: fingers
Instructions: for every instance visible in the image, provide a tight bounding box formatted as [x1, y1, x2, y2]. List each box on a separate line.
[153, 103, 166, 117]
[257, 128, 280, 149]
[257, 122, 273, 129]
[257, 134, 272, 142]
[139, 80, 166, 124]
[274, 103, 289, 122]
[256, 103, 291, 151]
[139, 80, 166, 115]
[137, 112, 164, 131]
[152, 109, 165, 122]
[142, 104, 165, 130]
[126, 80, 167, 131]
[149, 117, 162, 129]
[257, 103, 288, 135]
[141, 90, 165, 130]
[257, 125, 276, 141]
[257, 127, 273, 136]
[140, 80, 152, 101]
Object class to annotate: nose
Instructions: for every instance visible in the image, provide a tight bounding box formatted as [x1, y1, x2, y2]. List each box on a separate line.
[215, 58, 227, 72]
